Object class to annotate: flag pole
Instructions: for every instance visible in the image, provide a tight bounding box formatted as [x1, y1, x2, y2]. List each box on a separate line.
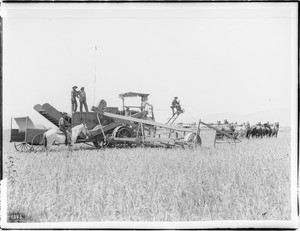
[94, 44, 97, 106]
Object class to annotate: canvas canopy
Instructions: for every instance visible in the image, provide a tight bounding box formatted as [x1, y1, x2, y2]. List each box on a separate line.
[119, 92, 149, 99]
[14, 117, 35, 132]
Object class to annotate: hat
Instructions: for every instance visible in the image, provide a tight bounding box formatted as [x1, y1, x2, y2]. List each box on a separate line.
[174, 96, 178, 99]
[73, 86, 77, 89]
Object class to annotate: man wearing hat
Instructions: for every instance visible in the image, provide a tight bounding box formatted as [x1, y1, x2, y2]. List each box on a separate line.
[79, 87, 89, 112]
[171, 96, 183, 115]
[71, 86, 79, 113]
[58, 112, 71, 146]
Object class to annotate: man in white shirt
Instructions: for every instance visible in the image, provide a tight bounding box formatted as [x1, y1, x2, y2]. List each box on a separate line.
[79, 87, 89, 112]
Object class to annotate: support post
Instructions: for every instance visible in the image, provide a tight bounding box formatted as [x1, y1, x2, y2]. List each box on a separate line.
[194, 119, 201, 146]
[141, 123, 145, 143]
[136, 122, 141, 142]
[213, 130, 217, 147]
[10, 117, 12, 142]
[96, 113, 106, 142]
[25, 116, 28, 143]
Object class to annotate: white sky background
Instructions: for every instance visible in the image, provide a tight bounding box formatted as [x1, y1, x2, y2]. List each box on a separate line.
[2, 3, 297, 129]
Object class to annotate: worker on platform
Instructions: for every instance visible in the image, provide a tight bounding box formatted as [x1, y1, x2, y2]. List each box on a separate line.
[171, 96, 183, 115]
[59, 112, 71, 146]
[125, 106, 130, 116]
[79, 87, 89, 112]
[141, 96, 152, 112]
[71, 86, 79, 113]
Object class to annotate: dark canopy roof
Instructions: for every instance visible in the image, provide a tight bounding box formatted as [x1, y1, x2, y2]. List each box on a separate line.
[119, 92, 149, 99]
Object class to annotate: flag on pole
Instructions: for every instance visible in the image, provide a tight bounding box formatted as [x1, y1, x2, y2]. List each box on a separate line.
[94, 44, 97, 84]
[93, 44, 98, 105]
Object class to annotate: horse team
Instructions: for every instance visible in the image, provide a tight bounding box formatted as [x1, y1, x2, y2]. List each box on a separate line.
[214, 121, 280, 139]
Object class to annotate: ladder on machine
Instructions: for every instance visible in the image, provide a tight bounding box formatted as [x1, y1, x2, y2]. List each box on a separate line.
[166, 110, 184, 125]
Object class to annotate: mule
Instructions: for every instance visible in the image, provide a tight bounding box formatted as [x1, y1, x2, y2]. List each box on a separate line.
[261, 125, 267, 137]
[270, 122, 279, 137]
[234, 124, 247, 138]
[251, 123, 263, 138]
[245, 122, 252, 139]
[263, 122, 272, 137]
[42, 123, 90, 150]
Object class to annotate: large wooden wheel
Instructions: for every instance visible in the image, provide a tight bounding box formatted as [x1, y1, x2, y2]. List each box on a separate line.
[14, 143, 31, 152]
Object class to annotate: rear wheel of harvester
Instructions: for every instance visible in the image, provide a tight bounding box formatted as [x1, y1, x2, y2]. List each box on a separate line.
[30, 133, 45, 152]
[112, 126, 134, 147]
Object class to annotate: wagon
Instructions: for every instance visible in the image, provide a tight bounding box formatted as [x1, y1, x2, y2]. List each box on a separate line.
[10, 117, 48, 152]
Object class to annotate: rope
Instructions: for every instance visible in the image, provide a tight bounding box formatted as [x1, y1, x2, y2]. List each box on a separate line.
[153, 108, 170, 111]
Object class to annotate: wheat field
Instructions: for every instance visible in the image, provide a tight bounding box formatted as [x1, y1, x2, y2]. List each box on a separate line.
[3, 130, 291, 222]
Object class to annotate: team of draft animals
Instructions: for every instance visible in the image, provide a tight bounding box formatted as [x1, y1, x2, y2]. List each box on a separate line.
[211, 120, 280, 139]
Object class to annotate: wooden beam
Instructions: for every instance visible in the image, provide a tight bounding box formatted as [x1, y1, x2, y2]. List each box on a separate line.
[92, 107, 195, 133]
[199, 121, 240, 142]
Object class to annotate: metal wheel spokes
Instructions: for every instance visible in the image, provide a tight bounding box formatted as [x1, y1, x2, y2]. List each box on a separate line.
[116, 127, 132, 138]
[112, 126, 134, 148]
[14, 142, 31, 152]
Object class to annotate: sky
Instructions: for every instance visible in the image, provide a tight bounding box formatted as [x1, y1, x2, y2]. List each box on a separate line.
[2, 3, 298, 129]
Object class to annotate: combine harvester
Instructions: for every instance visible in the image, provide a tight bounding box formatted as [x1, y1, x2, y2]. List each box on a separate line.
[89, 92, 219, 148]
[11, 92, 238, 152]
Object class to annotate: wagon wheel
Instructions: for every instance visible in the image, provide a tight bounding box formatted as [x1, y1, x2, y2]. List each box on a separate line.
[30, 133, 45, 152]
[14, 143, 31, 152]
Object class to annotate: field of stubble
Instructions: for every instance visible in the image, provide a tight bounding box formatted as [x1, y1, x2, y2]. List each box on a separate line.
[3, 130, 291, 222]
